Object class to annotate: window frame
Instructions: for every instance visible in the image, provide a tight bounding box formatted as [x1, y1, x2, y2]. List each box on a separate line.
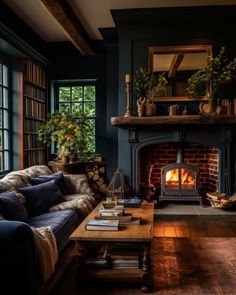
[0, 56, 12, 175]
[54, 80, 97, 154]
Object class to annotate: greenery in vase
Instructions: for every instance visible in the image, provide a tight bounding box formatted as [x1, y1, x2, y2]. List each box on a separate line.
[38, 111, 92, 160]
[134, 67, 156, 98]
[134, 67, 168, 98]
[187, 47, 236, 104]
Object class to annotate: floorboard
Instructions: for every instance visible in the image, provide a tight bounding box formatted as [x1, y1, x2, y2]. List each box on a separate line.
[50, 218, 236, 295]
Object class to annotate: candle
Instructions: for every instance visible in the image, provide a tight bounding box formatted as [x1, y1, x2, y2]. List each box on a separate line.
[125, 74, 132, 83]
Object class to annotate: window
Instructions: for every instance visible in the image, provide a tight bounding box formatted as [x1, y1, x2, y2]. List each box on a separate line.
[58, 84, 96, 153]
[0, 61, 11, 172]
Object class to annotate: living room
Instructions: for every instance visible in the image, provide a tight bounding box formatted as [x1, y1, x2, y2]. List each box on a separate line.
[1, 0, 236, 294]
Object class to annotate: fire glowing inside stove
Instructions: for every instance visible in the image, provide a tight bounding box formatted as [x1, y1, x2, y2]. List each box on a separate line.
[166, 168, 195, 189]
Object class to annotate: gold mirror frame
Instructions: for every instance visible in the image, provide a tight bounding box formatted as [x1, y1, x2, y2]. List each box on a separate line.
[148, 45, 212, 102]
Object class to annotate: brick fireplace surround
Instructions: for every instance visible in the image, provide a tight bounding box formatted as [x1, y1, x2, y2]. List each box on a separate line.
[139, 142, 219, 197]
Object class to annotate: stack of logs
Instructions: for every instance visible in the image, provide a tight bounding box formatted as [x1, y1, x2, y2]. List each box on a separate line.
[85, 164, 107, 198]
[206, 192, 236, 209]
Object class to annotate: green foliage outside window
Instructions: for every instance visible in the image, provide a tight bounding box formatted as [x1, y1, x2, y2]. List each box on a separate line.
[58, 84, 96, 156]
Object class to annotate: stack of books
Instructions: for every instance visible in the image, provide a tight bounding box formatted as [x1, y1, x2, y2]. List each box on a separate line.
[94, 202, 141, 225]
[85, 244, 110, 268]
[109, 244, 141, 269]
[85, 219, 119, 231]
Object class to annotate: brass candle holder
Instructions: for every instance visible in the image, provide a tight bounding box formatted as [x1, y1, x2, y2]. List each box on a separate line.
[124, 74, 132, 117]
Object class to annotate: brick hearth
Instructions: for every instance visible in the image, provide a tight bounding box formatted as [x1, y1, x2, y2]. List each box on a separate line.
[139, 142, 219, 196]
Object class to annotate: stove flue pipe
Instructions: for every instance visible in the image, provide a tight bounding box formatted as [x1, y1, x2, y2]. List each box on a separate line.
[176, 143, 184, 164]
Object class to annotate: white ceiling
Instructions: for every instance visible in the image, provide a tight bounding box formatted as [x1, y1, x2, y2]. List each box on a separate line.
[3, 0, 236, 41]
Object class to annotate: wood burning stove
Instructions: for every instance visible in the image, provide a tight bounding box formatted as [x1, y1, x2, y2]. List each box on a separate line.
[159, 145, 202, 205]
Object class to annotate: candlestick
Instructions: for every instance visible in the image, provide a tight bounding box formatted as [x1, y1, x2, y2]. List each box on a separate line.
[124, 74, 132, 117]
[125, 74, 132, 83]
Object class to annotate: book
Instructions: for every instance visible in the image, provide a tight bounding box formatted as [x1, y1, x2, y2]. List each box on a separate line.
[99, 205, 124, 216]
[95, 213, 132, 221]
[119, 217, 141, 225]
[85, 244, 111, 268]
[85, 219, 119, 231]
[117, 198, 142, 208]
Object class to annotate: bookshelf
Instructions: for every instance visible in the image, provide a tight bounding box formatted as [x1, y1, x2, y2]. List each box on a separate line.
[23, 59, 47, 167]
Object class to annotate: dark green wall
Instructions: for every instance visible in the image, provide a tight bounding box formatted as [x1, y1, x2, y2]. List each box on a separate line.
[111, 6, 236, 183]
[46, 42, 119, 179]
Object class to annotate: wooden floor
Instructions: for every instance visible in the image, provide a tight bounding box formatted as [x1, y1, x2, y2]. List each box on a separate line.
[50, 219, 236, 295]
[154, 218, 236, 237]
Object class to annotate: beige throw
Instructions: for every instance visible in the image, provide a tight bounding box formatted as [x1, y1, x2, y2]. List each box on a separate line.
[31, 226, 58, 283]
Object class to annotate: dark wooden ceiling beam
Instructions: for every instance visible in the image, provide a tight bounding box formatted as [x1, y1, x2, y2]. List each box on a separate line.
[39, 0, 94, 56]
[168, 52, 184, 78]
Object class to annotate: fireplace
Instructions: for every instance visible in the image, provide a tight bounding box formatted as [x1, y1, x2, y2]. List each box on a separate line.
[112, 123, 233, 201]
[159, 145, 201, 204]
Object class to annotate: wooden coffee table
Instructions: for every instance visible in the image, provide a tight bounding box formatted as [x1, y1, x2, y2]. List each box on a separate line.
[70, 201, 154, 292]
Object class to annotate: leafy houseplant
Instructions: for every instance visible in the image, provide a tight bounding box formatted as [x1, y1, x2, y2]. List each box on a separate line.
[38, 111, 89, 162]
[134, 67, 167, 98]
[187, 47, 236, 113]
[134, 67, 156, 99]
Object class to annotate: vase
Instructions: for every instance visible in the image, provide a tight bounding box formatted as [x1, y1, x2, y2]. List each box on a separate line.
[207, 84, 216, 114]
[137, 97, 146, 117]
[145, 99, 156, 116]
[216, 101, 223, 115]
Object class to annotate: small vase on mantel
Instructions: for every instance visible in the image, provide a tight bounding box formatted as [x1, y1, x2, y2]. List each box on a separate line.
[207, 84, 217, 115]
[216, 100, 223, 115]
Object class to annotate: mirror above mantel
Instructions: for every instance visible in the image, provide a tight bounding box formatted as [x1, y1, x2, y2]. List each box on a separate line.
[148, 45, 212, 102]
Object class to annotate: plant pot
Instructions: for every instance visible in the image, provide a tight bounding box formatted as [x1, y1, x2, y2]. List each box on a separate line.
[145, 103, 156, 116]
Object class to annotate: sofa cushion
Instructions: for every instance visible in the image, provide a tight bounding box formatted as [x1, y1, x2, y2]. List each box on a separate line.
[50, 193, 95, 214]
[0, 191, 28, 221]
[28, 209, 82, 254]
[30, 172, 68, 196]
[20, 165, 52, 178]
[63, 174, 94, 195]
[18, 180, 64, 217]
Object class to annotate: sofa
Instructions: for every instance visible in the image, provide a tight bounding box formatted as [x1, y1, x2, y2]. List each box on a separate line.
[0, 165, 97, 295]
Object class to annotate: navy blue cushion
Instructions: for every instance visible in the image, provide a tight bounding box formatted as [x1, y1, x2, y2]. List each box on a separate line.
[30, 172, 68, 196]
[18, 180, 65, 217]
[28, 209, 82, 254]
[0, 191, 28, 221]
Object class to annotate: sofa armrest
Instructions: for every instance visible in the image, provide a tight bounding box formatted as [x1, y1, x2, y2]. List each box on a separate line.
[0, 221, 38, 294]
[63, 174, 94, 195]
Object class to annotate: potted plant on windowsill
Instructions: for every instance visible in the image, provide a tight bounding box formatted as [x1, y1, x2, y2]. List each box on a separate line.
[187, 47, 236, 114]
[38, 111, 88, 163]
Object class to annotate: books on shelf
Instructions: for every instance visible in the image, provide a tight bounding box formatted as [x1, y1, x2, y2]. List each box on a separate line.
[85, 219, 119, 231]
[117, 198, 142, 208]
[85, 244, 110, 267]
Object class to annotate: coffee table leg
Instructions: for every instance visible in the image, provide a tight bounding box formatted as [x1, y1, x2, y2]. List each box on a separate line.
[141, 244, 153, 292]
[75, 242, 86, 290]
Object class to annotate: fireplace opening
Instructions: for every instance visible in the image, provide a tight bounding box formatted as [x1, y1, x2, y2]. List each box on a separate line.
[139, 142, 219, 204]
[159, 145, 201, 204]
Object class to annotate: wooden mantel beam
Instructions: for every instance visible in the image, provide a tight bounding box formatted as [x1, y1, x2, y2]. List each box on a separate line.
[168, 52, 184, 78]
[39, 0, 94, 56]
